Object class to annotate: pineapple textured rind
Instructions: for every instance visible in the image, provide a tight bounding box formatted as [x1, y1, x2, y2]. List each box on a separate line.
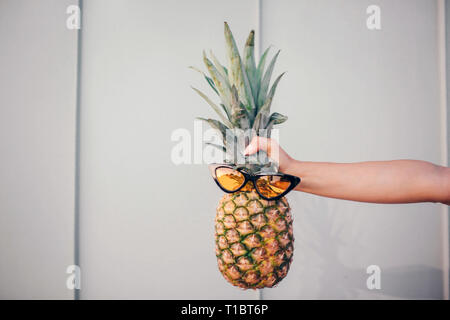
[214, 190, 294, 289]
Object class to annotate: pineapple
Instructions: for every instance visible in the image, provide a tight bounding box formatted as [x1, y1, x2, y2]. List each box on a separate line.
[192, 22, 293, 289]
[215, 190, 294, 289]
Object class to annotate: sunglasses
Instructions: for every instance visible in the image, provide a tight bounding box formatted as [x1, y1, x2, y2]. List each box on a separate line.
[209, 164, 301, 201]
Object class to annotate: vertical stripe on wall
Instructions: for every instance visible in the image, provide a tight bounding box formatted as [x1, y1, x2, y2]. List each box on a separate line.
[445, 0, 450, 300]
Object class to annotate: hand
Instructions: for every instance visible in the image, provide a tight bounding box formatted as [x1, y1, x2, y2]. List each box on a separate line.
[244, 136, 295, 173]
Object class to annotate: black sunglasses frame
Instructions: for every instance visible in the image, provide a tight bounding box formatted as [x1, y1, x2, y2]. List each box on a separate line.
[208, 164, 301, 201]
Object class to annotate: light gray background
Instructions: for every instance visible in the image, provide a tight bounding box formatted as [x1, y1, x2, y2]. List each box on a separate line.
[0, 0, 449, 299]
[0, 0, 78, 299]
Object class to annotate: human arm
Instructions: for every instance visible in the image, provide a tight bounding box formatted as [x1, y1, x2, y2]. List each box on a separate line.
[244, 137, 450, 205]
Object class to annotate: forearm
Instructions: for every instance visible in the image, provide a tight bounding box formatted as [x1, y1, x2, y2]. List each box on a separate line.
[285, 159, 450, 204]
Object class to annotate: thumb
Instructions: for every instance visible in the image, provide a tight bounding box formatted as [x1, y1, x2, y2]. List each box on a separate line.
[244, 136, 275, 157]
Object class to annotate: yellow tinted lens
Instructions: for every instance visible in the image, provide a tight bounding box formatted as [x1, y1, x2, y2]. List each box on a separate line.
[216, 168, 245, 192]
[256, 176, 291, 198]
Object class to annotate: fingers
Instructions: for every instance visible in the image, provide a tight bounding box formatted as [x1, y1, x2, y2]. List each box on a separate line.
[244, 136, 293, 172]
[243, 136, 259, 155]
[244, 136, 278, 158]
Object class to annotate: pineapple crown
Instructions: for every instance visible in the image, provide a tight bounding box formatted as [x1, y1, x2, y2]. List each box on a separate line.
[191, 22, 287, 172]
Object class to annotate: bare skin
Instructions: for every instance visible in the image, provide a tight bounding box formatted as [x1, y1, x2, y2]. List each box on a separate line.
[244, 137, 450, 205]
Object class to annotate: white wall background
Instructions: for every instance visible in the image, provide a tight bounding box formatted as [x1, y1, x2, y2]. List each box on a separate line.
[0, 0, 448, 299]
[78, 0, 260, 300]
[261, 0, 445, 299]
[0, 0, 78, 299]
[78, 0, 447, 299]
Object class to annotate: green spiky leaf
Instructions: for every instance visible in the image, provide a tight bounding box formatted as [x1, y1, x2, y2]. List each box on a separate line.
[192, 87, 233, 128]
[224, 22, 255, 113]
[220, 103, 231, 121]
[203, 52, 232, 112]
[257, 47, 271, 80]
[192, 23, 287, 170]
[252, 97, 272, 133]
[196, 117, 229, 144]
[205, 142, 227, 153]
[267, 112, 288, 127]
[266, 72, 285, 102]
[255, 46, 271, 105]
[189, 66, 219, 95]
[243, 30, 257, 101]
[230, 85, 250, 130]
[257, 50, 280, 108]
[266, 112, 288, 138]
[209, 50, 228, 80]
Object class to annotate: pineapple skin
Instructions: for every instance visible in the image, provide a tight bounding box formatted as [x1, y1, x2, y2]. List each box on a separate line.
[214, 190, 294, 289]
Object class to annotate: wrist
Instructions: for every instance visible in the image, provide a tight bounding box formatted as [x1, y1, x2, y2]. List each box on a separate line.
[282, 156, 298, 175]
